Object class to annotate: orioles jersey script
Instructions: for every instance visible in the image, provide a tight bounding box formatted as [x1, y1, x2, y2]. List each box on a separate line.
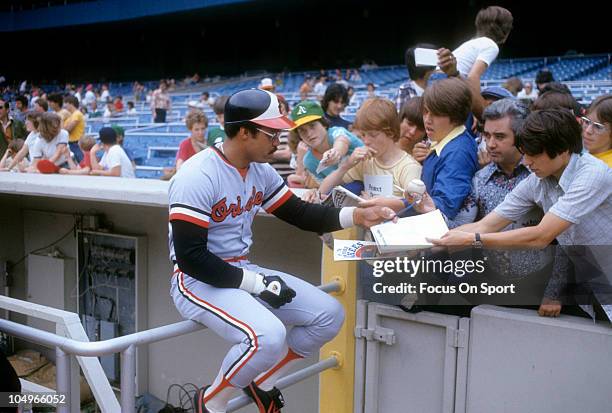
[168, 145, 292, 262]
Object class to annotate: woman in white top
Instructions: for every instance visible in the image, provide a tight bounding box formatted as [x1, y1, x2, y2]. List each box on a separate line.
[28, 112, 69, 172]
[1, 111, 41, 171]
[90, 127, 135, 178]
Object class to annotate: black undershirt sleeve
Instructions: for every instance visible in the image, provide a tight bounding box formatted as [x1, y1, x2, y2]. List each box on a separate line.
[171, 220, 243, 288]
[271, 193, 345, 233]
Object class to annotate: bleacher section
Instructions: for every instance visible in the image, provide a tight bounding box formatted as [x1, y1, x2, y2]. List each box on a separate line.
[91, 53, 609, 179]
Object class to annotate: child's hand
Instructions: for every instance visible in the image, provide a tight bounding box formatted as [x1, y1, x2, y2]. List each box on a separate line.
[412, 142, 431, 163]
[346, 146, 376, 167]
[437, 48, 459, 77]
[320, 148, 342, 167]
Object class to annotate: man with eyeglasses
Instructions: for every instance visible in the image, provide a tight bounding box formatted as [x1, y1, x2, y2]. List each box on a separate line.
[167, 88, 395, 413]
[430, 109, 612, 321]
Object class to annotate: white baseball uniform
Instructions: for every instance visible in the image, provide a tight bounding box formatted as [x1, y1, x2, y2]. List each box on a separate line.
[168, 144, 344, 388]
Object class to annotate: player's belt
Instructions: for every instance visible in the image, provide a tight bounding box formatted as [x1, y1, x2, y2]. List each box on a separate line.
[171, 256, 248, 277]
[223, 255, 249, 262]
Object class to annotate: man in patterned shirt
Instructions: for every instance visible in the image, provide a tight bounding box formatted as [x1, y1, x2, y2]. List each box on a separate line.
[454, 99, 549, 279]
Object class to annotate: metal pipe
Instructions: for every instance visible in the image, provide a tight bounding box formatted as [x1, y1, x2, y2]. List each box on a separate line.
[55, 347, 71, 413]
[0, 283, 337, 357]
[226, 356, 338, 412]
[0, 318, 203, 356]
[121, 345, 136, 413]
[318, 280, 341, 294]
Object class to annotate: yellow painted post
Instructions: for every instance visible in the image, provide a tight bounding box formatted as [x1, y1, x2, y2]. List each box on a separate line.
[319, 227, 359, 413]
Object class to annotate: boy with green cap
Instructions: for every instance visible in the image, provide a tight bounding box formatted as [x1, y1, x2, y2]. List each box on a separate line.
[289, 100, 363, 189]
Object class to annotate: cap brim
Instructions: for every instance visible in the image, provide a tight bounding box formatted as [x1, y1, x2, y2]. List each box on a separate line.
[252, 116, 296, 130]
[290, 114, 322, 130]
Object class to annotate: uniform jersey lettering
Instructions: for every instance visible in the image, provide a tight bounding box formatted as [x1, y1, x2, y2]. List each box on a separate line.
[211, 186, 264, 223]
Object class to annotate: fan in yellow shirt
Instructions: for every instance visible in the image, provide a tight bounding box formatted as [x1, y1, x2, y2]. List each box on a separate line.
[319, 98, 422, 211]
[63, 95, 87, 162]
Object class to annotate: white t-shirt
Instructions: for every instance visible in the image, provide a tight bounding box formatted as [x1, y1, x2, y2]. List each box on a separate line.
[100, 90, 111, 102]
[100, 145, 135, 178]
[25, 131, 40, 153]
[517, 89, 538, 100]
[84, 91, 96, 106]
[453, 37, 499, 76]
[314, 82, 327, 97]
[31, 129, 69, 165]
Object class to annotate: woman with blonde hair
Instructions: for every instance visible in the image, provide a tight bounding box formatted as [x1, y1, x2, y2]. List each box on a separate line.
[28, 112, 69, 173]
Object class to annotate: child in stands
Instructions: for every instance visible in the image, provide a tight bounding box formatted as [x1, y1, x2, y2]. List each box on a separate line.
[289, 100, 363, 189]
[59, 134, 96, 175]
[318, 98, 422, 211]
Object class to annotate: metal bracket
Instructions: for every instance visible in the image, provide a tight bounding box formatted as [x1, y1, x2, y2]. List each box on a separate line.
[451, 328, 468, 348]
[354, 326, 396, 346]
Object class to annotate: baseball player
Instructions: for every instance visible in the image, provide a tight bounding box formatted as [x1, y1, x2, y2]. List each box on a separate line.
[168, 89, 394, 413]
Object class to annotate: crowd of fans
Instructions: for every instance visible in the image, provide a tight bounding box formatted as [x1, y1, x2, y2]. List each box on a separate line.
[0, 4, 610, 319]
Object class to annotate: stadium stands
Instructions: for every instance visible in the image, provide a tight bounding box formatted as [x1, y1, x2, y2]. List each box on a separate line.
[71, 53, 610, 178]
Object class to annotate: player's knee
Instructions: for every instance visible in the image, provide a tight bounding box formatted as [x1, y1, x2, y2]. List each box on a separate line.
[257, 318, 287, 356]
[317, 298, 345, 340]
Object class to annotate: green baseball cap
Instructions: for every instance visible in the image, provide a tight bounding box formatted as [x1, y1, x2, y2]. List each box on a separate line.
[111, 124, 125, 137]
[207, 126, 226, 147]
[290, 100, 324, 129]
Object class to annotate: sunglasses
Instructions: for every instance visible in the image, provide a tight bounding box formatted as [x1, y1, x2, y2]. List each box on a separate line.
[255, 127, 282, 141]
[581, 116, 609, 134]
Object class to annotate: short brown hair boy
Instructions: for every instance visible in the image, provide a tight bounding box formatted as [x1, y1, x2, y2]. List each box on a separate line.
[185, 110, 208, 130]
[423, 78, 472, 126]
[475, 6, 513, 45]
[399, 97, 424, 131]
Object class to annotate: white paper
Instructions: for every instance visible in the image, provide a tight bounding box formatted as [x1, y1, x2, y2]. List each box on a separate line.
[334, 240, 379, 261]
[364, 175, 393, 197]
[414, 47, 438, 67]
[332, 186, 365, 207]
[370, 209, 449, 253]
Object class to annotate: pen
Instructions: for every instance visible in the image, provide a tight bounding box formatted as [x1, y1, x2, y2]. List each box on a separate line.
[386, 200, 419, 222]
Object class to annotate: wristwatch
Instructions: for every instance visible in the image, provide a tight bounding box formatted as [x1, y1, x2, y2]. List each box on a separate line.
[472, 233, 483, 248]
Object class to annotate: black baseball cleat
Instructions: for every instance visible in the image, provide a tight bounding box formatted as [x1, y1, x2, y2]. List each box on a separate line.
[193, 385, 211, 413]
[243, 381, 285, 413]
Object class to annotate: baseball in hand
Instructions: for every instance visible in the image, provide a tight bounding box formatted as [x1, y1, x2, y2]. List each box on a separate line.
[405, 179, 426, 195]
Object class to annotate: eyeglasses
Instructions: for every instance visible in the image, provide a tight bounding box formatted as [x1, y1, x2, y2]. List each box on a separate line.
[581, 116, 609, 134]
[255, 127, 282, 142]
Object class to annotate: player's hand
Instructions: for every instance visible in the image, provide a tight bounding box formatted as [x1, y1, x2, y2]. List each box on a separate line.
[438, 48, 459, 77]
[353, 205, 395, 228]
[538, 298, 562, 317]
[258, 275, 296, 309]
[412, 142, 431, 163]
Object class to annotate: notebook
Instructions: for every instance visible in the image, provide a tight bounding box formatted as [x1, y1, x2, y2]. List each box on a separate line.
[370, 209, 449, 253]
